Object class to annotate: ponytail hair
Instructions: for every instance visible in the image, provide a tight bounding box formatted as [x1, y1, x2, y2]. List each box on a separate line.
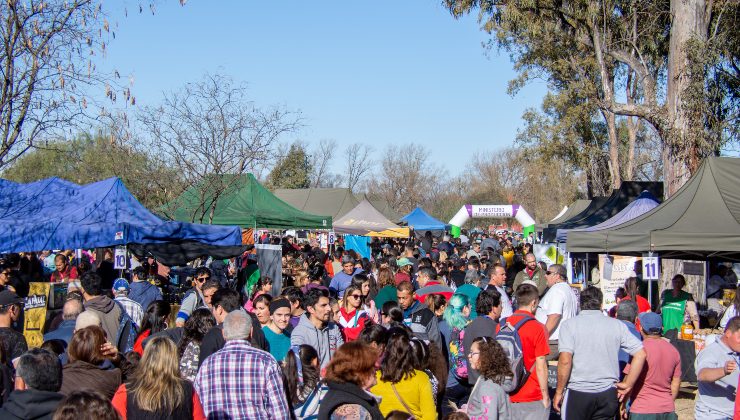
[282, 345, 320, 405]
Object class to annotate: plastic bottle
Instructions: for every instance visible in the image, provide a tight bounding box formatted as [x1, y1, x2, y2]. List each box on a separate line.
[681, 322, 694, 340]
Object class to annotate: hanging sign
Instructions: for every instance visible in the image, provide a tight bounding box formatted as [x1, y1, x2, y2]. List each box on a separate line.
[642, 254, 659, 280]
[114, 246, 127, 270]
[328, 231, 336, 245]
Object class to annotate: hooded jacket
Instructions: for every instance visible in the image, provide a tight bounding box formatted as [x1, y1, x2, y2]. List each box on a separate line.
[60, 360, 122, 400]
[290, 314, 343, 368]
[84, 296, 123, 348]
[0, 389, 65, 420]
[403, 301, 442, 349]
[128, 281, 163, 312]
[319, 381, 384, 420]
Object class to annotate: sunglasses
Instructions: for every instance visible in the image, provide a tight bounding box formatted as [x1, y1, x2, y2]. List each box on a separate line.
[546, 271, 561, 276]
[349, 294, 362, 299]
[196, 276, 210, 282]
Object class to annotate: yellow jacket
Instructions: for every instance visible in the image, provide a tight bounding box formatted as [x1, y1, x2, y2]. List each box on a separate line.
[370, 370, 437, 420]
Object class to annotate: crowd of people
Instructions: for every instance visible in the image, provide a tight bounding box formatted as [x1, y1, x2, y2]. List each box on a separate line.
[0, 232, 737, 419]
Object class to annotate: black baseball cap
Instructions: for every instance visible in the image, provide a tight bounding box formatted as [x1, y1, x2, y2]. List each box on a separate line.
[0, 290, 24, 307]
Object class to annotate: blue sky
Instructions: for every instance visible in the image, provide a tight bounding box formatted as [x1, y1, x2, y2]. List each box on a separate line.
[99, 1, 548, 175]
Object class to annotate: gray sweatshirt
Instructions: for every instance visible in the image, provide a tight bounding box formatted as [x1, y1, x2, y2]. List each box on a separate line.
[290, 314, 344, 368]
[467, 377, 513, 419]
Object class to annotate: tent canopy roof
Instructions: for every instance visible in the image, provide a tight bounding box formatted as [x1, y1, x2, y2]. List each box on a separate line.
[543, 181, 663, 242]
[353, 194, 402, 223]
[536, 199, 592, 232]
[273, 188, 359, 220]
[401, 207, 447, 231]
[334, 199, 409, 237]
[566, 157, 740, 260]
[0, 177, 243, 253]
[165, 174, 331, 230]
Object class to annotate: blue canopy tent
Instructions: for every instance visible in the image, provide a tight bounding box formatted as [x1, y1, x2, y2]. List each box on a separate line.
[401, 207, 447, 231]
[558, 190, 661, 242]
[0, 177, 245, 265]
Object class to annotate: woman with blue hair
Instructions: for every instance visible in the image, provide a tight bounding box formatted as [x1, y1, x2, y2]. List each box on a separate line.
[438, 293, 472, 415]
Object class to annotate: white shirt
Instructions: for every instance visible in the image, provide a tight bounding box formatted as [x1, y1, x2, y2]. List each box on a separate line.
[492, 284, 513, 319]
[536, 281, 578, 340]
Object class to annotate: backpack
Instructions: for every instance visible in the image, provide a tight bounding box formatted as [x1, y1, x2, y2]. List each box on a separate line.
[114, 301, 138, 354]
[448, 327, 468, 381]
[496, 314, 535, 393]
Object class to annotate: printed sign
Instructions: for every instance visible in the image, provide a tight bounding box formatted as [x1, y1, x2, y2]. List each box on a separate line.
[470, 205, 514, 218]
[114, 246, 127, 270]
[599, 254, 639, 311]
[328, 231, 336, 245]
[115, 231, 124, 241]
[23, 282, 50, 349]
[642, 254, 659, 280]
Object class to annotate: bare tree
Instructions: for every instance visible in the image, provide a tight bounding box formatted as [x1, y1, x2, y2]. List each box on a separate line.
[139, 72, 300, 223]
[345, 143, 373, 192]
[309, 138, 340, 188]
[0, 0, 132, 169]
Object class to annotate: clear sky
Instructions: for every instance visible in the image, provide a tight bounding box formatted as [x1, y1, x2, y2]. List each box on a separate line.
[99, 0, 548, 175]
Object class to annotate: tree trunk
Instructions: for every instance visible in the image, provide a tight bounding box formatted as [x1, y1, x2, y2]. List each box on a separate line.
[664, 0, 710, 196]
[602, 109, 622, 189]
[625, 71, 639, 181]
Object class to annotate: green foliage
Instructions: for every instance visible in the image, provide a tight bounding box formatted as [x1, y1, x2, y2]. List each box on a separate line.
[2, 134, 182, 210]
[266, 143, 311, 190]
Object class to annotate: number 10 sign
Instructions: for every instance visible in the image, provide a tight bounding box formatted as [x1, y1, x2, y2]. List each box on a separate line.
[642, 254, 659, 280]
[114, 246, 127, 270]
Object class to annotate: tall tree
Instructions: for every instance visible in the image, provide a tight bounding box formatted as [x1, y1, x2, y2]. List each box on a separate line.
[266, 142, 311, 189]
[309, 139, 341, 188]
[345, 143, 373, 192]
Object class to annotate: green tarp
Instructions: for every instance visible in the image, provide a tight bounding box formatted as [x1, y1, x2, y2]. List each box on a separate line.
[164, 174, 332, 230]
[566, 157, 740, 260]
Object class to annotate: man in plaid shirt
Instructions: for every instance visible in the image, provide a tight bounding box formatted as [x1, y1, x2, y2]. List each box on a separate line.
[112, 278, 144, 327]
[195, 309, 290, 419]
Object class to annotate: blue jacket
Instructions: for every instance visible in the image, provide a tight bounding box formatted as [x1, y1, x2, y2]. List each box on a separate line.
[128, 281, 162, 311]
[329, 268, 362, 297]
[43, 319, 75, 346]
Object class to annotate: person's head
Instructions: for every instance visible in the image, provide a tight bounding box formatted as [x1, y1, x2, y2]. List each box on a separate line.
[416, 267, 436, 288]
[52, 390, 120, 420]
[283, 345, 320, 405]
[358, 323, 389, 352]
[616, 299, 639, 324]
[424, 294, 447, 317]
[671, 274, 686, 291]
[68, 326, 107, 365]
[129, 336, 184, 414]
[343, 285, 364, 311]
[409, 337, 430, 372]
[546, 264, 567, 286]
[139, 300, 171, 335]
[614, 287, 626, 302]
[282, 286, 305, 314]
[396, 281, 415, 310]
[79, 272, 103, 298]
[722, 316, 740, 352]
[351, 273, 373, 299]
[0, 289, 23, 322]
[253, 275, 273, 296]
[380, 329, 416, 384]
[580, 286, 603, 311]
[211, 288, 241, 324]
[443, 294, 470, 330]
[252, 293, 273, 326]
[201, 280, 220, 307]
[15, 348, 62, 392]
[377, 267, 394, 288]
[468, 336, 512, 383]
[490, 265, 506, 287]
[341, 256, 355, 275]
[41, 339, 66, 357]
[269, 298, 292, 332]
[324, 341, 379, 390]
[177, 308, 216, 358]
[222, 309, 252, 341]
[464, 269, 481, 287]
[476, 288, 502, 320]
[514, 284, 540, 313]
[54, 254, 69, 272]
[132, 266, 148, 282]
[304, 288, 331, 325]
[624, 276, 640, 301]
[381, 300, 404, 326]
[74, 311, 101, 331]
[293, 270, 309, 288]
[638, 312, 663, 337]
[193, 267, 212, 290]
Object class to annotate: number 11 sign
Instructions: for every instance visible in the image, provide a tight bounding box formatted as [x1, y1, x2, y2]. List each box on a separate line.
[642, 254, 659, 280]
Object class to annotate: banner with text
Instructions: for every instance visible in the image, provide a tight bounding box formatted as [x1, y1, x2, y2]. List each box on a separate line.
[23, 282, 50, 349]
[598, 254, 639, 311]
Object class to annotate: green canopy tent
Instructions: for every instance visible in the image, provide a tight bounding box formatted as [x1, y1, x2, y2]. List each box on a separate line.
[566, 157, 740, 261]
[164, 174, 332, 230]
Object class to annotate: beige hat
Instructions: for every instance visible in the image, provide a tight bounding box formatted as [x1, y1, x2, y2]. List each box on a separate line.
[74, 311, 101, 331]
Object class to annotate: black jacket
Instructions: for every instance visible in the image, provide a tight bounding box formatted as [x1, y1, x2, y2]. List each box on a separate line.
[198, 312, 268, 367]
[318, 381, 383, 420]
[0, 389, 64, 420]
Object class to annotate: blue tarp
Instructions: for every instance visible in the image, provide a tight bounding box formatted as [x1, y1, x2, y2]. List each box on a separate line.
[558, 190, 661, 242]
[0, 177, 243, 253]
[401, 207, 447, 231]
[345, 235, 371, 260]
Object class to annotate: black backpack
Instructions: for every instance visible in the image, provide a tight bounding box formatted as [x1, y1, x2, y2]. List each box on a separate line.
[496, 313, 535, 393]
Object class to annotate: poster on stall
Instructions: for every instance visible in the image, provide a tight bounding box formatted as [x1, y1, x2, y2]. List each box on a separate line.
[533, 243, 566, 266]
[23, 282, 51, 349]
[598, 254, 638, 311]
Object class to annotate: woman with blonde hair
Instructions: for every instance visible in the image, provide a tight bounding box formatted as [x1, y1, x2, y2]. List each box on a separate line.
[112, 336, 205, 419]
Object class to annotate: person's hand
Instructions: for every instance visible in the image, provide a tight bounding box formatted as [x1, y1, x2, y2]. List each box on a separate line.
[541, 394, 551, 409]
[724, 360, 737, 375]
[616, 381, 632, 402]
[101, 341, 118, 359]
[553, 390, 563, 412]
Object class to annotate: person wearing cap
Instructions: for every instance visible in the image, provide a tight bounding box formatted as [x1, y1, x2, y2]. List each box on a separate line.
[329, 256, 362, 298]
[535, 264, 579, 360]
[624, 312, 681, 420]
[263, 298, 292, 361]
[394, 257, 413, 286]
[112, 278, 144, 328]
[0, 290, 27, 360]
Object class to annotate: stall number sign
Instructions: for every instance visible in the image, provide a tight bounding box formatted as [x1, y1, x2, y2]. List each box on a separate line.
[328, 231, 336, 245]
[642, 254, 659, 280]
[114, 247, 127, 270]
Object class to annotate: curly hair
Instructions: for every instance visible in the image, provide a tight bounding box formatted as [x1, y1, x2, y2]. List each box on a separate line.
[324, 341, 378, 385]
[473, 337, 513, 384]
[177, 308, 216, 359]
[380, 330, 416, 383]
